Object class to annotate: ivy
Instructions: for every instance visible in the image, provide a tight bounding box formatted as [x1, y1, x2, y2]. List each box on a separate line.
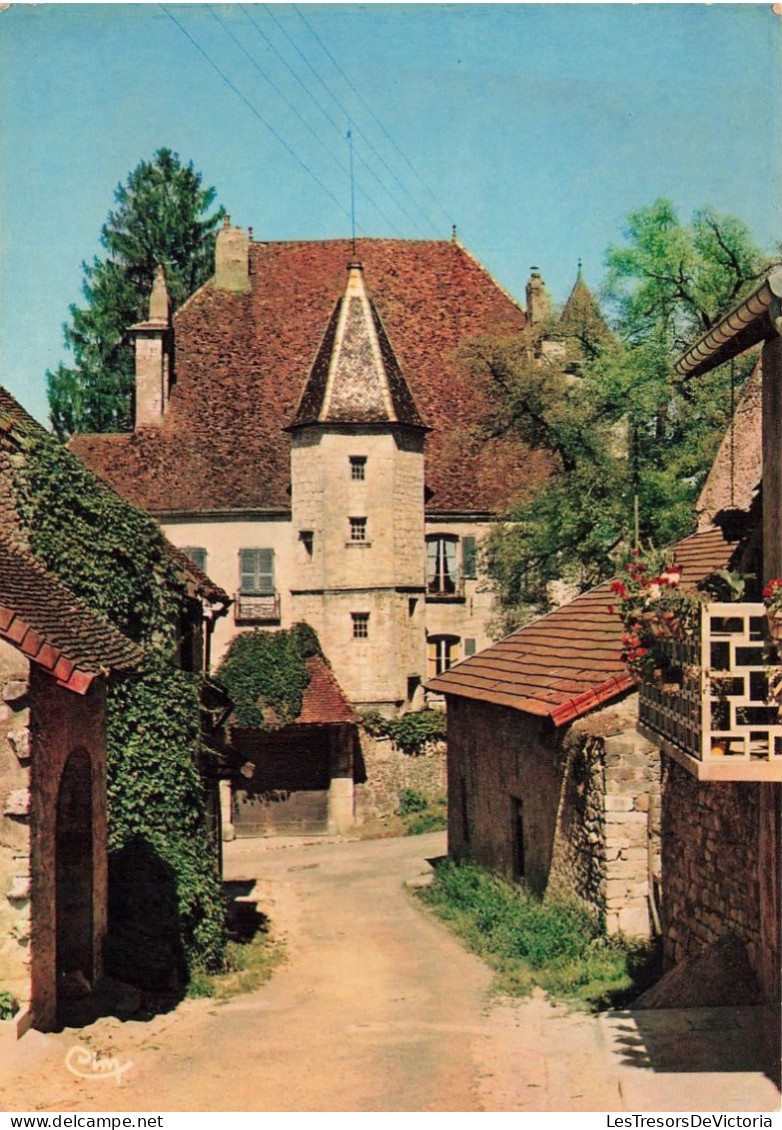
[361, 709, 447, 756]
[12, 425, 225, 983]
[215, 624, 321, 729]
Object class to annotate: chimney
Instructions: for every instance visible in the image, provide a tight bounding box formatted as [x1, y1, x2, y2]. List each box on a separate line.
[214, 215, 250, 292]
[131, 265, 171, 428]
[525, 266, 551, 326]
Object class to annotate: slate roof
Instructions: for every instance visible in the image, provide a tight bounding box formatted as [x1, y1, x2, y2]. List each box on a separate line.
[428, 526, 740, 725]
[0, 536, 142, 693]
[71, 238, 552, 515]
[298, 655, 359, 726]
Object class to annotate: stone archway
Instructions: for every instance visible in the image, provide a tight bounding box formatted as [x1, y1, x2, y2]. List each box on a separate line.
[55, 748, 94, 1006]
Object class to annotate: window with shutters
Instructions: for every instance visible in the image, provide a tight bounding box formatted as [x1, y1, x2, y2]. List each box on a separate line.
[426, 535, 462, 598]
[235, 548, 279, 623]
[181, 546, 207, 572]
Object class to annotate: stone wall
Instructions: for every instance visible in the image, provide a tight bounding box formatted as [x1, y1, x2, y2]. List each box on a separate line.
[355, 731, 446, 824]
[0, 644, 33, 1015]
[444, 692, 659, 936]
[0, 650, 107, 1032]
[660, 755, 780, 1003]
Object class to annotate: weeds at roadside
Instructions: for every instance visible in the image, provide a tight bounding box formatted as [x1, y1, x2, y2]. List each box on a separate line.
[396, 789, 447, 835]
[186, 901, 287, 1000]
[416, 860, 660, 1010]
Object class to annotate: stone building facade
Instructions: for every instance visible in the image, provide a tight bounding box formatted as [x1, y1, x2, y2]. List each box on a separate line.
[70, 224, 558, 712]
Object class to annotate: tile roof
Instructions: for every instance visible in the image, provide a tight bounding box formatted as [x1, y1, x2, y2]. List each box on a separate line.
[297, 655, 359, 726]
[292, 263, 425, 429]
[0, 536, 142, 693]
[428, 526, 740, 724]
[167, 544, 231, 607]
[71, 238, 552, 515]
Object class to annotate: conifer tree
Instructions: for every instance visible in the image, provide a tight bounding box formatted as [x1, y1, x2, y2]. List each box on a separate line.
[47, 148, 224, 438]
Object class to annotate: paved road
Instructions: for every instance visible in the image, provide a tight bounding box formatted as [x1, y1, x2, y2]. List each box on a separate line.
[1, 833, 779, 1113]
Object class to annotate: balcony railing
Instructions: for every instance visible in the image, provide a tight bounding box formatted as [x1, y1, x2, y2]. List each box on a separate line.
[234, 591, 281, 624]
[638, 602, 782, 779]
[425, 573, 465, 601]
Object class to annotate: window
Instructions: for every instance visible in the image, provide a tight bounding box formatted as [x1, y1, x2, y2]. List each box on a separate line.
[299, 530, 313, 557]
[426, 536, 459, 595]
[239, 548, 274, 594]
[350, 517, 367, 543]
[182, 546, 207, 572]
[428, 635, 459, 677]
[350, 456, 367, 481]
[462, 536, 477, 580]
[464, 638, 477, 658]
[352, 612, 369, 639]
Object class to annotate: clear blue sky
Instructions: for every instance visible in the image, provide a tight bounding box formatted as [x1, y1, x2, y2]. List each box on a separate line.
[1, 3, 780, 426]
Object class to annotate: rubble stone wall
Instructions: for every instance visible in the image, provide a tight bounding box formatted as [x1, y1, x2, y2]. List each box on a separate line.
[660, 756, 770, 990]
[355, 731, 446, 823]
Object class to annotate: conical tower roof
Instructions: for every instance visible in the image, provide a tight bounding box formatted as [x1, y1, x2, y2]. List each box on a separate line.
[558, 262, 608, 340]
[292, 262, 426, 429]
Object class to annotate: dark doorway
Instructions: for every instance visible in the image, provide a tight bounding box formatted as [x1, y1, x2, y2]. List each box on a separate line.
[511, 795, 525, 881]
[56, 749, 94, 1009]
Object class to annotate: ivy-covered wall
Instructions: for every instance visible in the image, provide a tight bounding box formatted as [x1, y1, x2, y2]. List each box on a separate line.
[11, 427, 226, 984]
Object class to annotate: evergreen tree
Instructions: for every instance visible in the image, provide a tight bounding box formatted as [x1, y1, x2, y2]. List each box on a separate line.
[47, 148, 225, 438]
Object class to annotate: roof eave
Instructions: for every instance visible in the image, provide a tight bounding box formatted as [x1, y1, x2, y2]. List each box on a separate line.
[676, 267, 782, 379]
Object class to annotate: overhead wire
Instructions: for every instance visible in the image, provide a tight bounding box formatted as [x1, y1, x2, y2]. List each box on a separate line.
[260, 3, 434, 237]
[293, 3, 453, 231]
[162, 5, 351, 223]
[209, 6, 405, 237]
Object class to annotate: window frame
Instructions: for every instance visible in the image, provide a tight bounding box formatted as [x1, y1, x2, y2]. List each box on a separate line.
[239, 547, 275, 595]
[350, 456, 367, 481]
[349, 516, 368, 543]
[351, 612, 370, 639]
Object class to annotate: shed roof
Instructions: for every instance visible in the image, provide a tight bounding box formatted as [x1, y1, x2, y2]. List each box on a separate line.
[298, 655, 360, 726]
[70, 238, 552, 515]
[428, 526, 739, 724]
[0, 536, 142, 693]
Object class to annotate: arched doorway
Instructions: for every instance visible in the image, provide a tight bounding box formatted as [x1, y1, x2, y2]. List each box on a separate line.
[56, 748, 93, 1007]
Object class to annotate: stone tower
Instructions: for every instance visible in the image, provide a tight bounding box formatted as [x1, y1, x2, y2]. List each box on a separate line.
[287, 262, 428, 711]
[131, 265, 171, 427]
[525, 266, 551, 326]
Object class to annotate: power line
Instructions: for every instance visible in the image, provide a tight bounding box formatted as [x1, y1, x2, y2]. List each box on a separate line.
[293, 4, 453, 231]
[162, 5, 351, 223]
[261, 3, 433, 237]
[225, 5, 406, 237]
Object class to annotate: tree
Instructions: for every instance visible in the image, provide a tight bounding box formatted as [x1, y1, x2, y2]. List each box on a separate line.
[603, 199, 769, 349]
[480, 202, 771, 633]
[47, 149, 225, 438]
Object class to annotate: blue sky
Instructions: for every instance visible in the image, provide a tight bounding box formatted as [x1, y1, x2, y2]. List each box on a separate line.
[1, 3, 780, 427]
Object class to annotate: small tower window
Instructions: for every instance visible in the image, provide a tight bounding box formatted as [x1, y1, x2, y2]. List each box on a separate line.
[350, 517, 367, 542]
[350, 456, 367, 481]
[352, 612, 369, 639]
[299, 530, 314, 556]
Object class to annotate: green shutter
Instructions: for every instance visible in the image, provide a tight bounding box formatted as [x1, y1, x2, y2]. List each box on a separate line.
[462, 536, 477, 579]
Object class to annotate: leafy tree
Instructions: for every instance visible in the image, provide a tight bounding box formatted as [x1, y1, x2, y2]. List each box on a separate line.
[479, 202, 770, 632]
[47, 148, 225, 438]
[603, 199, 769, 349]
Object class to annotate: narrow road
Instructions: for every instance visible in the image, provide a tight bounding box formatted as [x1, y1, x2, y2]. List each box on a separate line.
[1, 833, 778, 1113]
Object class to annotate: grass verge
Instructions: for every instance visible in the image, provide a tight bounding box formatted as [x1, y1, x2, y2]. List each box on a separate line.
[396, 789, 447, 835]
[416, 860, 660, 1010]
[187, 905, 286, 999]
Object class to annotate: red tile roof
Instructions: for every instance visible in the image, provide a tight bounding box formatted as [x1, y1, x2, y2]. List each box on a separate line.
[298, 655, 359, 726]
[428, 527, 740, 724]
[0, 536, 142, 693]
[71, 238, 552, 515]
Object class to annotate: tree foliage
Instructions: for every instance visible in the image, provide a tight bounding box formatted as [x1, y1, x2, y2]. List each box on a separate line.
[47, 148, 225, 439]
[481, 201, 769, 633]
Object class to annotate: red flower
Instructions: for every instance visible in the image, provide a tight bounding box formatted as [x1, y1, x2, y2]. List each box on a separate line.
[607, 604, 615, 615]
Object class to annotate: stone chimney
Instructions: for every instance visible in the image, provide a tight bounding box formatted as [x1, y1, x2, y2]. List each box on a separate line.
[214, 215, 250, 292]
[525, 267, 551, 326]
[130, 265, 171, 428]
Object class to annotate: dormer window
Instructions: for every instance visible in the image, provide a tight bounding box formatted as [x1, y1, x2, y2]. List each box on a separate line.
[350, 456, 367, 481]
